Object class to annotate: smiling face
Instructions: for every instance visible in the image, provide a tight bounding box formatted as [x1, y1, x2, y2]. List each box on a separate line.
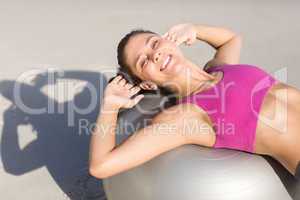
[124, 33, 186, 88]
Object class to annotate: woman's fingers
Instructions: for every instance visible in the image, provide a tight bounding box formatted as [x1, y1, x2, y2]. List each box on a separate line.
[162, 32, 169, 38]
[170, 33, 177, 42]
[118, 78, 127, 86]
[112, 76, 133, 88]
[163, 30, 175, 41]
[133, 94, 144, 104]
[111, 75, 122, 84]
[124, 94, 144, 108]
[129, 86, 141, 94]
[124, 82, 134, 90]
[112, 75, 128, 87]
[175, 35, 187, 45]
[130, 85, 140, 91]
[163, 31, 187, 46]
[185, 37, 194, 46]
[163, 29, 175, 39]
[111, 75, 139, 92]
[163, 24, 197, 46]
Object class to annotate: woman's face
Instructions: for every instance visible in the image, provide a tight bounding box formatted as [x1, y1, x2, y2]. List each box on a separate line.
[124, 33, 185, 86]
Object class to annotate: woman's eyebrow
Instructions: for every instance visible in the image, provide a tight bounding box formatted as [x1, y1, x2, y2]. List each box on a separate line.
[135, 35, 155, 68]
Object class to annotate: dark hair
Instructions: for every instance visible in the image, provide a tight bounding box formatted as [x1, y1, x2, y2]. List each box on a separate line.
[115, 29, 155, 85]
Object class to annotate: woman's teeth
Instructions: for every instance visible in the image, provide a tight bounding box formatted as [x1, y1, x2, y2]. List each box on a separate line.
[161, 55, 171, 71]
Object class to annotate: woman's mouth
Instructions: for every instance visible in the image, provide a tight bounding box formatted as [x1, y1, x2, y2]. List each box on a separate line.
[160, 55, 172, 71]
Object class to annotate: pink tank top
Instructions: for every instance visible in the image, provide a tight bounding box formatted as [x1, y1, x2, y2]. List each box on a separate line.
[176, 64, 278, 153]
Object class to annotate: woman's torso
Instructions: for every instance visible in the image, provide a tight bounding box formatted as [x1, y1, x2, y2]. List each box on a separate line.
[254, 81, 300, 163]
[174, 64, 300, 158]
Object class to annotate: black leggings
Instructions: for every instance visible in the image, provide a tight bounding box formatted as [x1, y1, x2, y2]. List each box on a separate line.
[296, 161, 300, 180]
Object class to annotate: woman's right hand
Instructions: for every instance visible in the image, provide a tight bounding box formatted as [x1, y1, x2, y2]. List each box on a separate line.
[163, 23, 197, 46]
[103, 75, 144, 109]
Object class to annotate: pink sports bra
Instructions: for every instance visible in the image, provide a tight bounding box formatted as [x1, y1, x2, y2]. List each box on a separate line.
[176, 64, 278, 153]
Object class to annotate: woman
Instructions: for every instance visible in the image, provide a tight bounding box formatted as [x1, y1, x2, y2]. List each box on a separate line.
[89, 23, 300, 179]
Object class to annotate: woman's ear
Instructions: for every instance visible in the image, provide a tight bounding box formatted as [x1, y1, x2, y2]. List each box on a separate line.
[139, 80, 158, 90]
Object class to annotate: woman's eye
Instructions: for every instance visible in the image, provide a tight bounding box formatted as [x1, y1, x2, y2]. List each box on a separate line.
[152, 40, 159, 49]
[141, 58, 148, 68]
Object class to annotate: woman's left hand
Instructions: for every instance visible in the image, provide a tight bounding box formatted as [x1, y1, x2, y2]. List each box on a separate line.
[163, 23, 197, 46]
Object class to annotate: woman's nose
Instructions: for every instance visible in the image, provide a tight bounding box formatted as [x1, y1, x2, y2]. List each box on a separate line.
[152, 51, 161, 63]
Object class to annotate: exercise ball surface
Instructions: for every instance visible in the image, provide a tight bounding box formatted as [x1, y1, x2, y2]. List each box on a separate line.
[103, 90, 292, 200]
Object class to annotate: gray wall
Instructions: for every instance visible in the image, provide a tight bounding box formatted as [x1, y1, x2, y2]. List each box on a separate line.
[0, 0, 299, 199]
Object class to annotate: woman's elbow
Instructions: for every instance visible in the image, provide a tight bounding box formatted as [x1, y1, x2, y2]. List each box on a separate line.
[89, 163, 111, 179]
[233, 34, 243, 45]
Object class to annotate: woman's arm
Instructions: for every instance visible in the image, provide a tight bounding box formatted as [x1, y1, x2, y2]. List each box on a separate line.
[163, 23, 242, 68]
[194, 24, 238, 49]
[89, 75, 214, 179]
[89, 74, 145, 178]
[194, 24, 242, 69]
[88, 101, 119, 172]
[89, 103, 211, 179]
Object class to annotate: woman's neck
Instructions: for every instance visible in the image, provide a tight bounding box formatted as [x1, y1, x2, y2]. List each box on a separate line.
[173, 60, 218, 99]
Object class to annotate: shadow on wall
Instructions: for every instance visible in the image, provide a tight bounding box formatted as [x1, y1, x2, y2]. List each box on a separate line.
[0, 70, 108, 200]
